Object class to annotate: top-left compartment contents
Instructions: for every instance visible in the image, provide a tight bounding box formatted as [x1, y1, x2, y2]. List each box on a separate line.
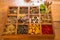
[9, 7, 18, 14]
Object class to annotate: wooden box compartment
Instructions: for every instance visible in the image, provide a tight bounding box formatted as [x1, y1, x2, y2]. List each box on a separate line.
[9, 7, 18, 14]
[41, 14, 52, 24]
[42, 25, 53, 34]
[18, 15, 29, 24]
[19, 7, 28, 14]
[28, 24, 41, 35]
[7, 16, 17, 24]
[3, 24, 16, 35]
[30, 7, 39, 14]
[17, 25, 28, 34]
[29, 15, 39, 23]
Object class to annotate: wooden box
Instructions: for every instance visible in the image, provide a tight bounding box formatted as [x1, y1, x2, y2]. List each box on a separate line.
[0, 6, 55, 40]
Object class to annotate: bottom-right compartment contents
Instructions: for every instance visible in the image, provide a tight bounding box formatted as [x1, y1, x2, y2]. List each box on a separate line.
[42, 25, 53, 34]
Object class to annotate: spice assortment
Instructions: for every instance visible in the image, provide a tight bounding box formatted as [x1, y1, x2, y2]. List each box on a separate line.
[3, 24, 16, 35]
[30, 7, 39, 14]
[3, 6, 54, 36]
[20, 7, 28, 14]
[9, 7, 18, 14]
[29, 15, 39, 23]
[17, 25, 28, 34]
[28, 24, 40, 34]
[1, 1, 55, 40]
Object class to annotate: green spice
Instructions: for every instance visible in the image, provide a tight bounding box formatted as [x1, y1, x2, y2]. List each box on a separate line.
[40, 4, 46, 14]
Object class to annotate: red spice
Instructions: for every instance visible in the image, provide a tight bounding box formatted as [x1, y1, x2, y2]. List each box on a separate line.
[42, 25, 53, 34]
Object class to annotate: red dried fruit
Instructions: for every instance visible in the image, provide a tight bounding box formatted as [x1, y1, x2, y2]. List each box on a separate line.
[42, 25, 53, 34]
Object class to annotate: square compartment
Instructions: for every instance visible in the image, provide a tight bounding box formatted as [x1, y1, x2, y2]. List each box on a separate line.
[3, 24, 16, 35]
[17, 25, 28, 34]
[20, 7, 28, 14]
[30, 7, 39, 14]
[7, 16, 17, 24]
[28, 24, 40, 34]
[18, 15, 29, 24]
[9, 7, 18, 14]
[42, 25, 53, 34]
[29, 15, 39, 23]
